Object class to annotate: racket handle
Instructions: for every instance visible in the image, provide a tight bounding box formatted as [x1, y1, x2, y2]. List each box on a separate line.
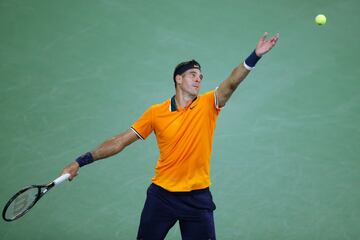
[53, 173, 71, 185]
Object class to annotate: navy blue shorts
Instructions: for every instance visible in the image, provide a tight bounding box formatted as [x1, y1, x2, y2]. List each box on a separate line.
[137, 183, 216, 240]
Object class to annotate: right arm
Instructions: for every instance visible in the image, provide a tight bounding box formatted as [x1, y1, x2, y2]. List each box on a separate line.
[62, 129, 139, 180]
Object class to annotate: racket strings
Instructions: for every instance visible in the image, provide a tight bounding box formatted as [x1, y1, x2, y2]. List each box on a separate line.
[5, 188, 39, 220]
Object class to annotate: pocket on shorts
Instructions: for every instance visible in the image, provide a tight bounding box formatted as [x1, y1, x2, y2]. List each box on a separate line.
[190, 190, 216, 211]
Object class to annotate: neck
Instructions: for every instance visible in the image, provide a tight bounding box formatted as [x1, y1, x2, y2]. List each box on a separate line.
[175, 89, 197, 108]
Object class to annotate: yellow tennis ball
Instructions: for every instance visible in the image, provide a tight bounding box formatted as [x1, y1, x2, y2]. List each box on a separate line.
[315, 14, 326, 25]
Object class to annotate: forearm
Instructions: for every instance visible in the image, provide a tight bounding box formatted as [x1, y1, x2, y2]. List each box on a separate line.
[217, 64, 250, 107]
[79, 129, 138, 165]
[62, 129, 138, 179]
[91, 129, 138, 161]
[216, 32, 279, 108]
[227, 64, 251, 90]
[91, 134, 127, 161]
[225, 48, 264, 91]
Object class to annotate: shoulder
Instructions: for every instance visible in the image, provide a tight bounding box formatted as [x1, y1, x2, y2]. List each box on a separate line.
[141, 99, 171, 116]
[199, 89, 216, 104]
[151, 99, 170, 111]
[200, 89, 215, 98]
[199, 89, 221, 112]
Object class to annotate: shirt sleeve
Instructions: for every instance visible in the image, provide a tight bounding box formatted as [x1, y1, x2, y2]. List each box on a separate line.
[131, 106, 154, 140]
[202, 89, 222, 115]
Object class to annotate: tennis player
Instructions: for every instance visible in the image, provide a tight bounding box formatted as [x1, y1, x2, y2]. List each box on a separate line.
[62, 32, 279, 239]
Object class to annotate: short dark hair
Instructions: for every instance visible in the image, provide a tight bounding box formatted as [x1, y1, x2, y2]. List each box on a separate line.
[173, 59, 201, 88]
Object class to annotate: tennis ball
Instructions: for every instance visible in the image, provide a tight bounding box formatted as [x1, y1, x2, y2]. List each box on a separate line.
[315, 14, 326, 25]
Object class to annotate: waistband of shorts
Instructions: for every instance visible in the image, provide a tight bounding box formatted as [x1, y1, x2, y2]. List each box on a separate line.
[150, 183, 210, 195]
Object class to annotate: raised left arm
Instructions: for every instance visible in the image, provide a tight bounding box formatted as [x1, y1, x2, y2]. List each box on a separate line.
[216, 32, 279, 108]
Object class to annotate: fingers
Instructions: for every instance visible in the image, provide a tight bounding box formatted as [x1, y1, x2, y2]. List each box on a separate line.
[263, 33, 279, 48]
[255, 32, 279, 56]
[68, 172, 78, 181]
[69, 170, 79, 181]
[270, 33, 280, 44]
[259, 32, 279, 47]
[260, 32, 269, 42]
[62, 161, 80, 181]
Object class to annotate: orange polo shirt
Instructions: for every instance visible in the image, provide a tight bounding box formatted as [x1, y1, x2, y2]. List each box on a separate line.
[131, 89, 221, 192]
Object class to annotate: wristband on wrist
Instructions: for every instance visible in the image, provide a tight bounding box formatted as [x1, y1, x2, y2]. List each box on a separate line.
[243, 50, 261, 70]
[75, 152, 94, 167]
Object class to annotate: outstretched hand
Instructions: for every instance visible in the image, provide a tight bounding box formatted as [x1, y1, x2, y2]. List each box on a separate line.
[255, 32, 279, 57]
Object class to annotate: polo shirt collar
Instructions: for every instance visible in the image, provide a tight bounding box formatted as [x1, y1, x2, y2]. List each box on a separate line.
[170, 95, 177, 112]
[170, 95, 198, 112]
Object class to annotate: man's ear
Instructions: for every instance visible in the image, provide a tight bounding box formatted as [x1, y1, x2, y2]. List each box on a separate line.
[175, 75, 182, 86]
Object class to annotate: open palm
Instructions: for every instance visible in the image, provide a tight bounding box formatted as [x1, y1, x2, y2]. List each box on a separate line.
[255, 32, 279, 57]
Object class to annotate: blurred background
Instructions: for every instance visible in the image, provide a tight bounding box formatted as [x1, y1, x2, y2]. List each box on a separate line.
[1, 0, 359, 239]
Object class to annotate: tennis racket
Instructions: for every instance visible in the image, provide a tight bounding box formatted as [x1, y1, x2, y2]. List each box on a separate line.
[2, 173, 70, 222]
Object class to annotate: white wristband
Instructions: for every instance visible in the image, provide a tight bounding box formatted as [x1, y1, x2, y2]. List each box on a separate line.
[243, 62, 254, 70]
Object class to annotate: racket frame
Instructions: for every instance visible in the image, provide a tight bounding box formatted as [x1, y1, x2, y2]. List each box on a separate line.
[2, 174, 69, 222]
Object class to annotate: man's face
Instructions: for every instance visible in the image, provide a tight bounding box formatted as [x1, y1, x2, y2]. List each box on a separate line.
[177, 68, 203, 96]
